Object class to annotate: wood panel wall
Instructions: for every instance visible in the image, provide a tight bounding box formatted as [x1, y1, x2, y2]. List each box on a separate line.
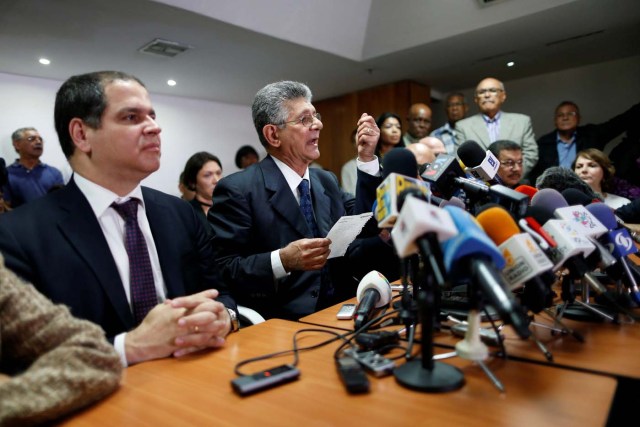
[314, 80, 430, 182]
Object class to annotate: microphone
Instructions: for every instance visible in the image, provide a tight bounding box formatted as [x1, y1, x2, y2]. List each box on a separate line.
[374, 172, 431, 227]
[354, 271, 392, 329]
[476, 206, 556, 313]
[587, 203, 640, 305]
[529, 191, 608, 295]
[391, 194, 458, 259]
[561, 188, 596, 206]
[514, 185, 537, 203]
[441, 206, 531, 338]
[381, 147, 419, 179]
[457, 140, 501, 184]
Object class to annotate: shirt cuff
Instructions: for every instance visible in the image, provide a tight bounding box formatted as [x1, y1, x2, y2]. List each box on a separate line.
[357, 156, 380, 176]
[271, 249, 289, 280]
[114, 332, 129, 368]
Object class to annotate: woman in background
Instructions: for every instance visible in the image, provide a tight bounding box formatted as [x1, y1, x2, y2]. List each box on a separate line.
[182, 152, 223, 231]
[375, 112, 403, 160]
[573, 148, 631, 209]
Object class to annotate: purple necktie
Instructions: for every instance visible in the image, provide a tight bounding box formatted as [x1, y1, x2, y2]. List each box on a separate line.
[298, 179, 319, 237]
[111, 199, 157, 324]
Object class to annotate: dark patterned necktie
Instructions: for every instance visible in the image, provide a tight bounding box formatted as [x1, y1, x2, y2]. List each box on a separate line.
[111, 199, 157, 324]
[298, 179, 320, 237]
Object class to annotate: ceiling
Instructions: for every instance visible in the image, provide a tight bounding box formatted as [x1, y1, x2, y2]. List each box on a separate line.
[1, 0, 639, 106]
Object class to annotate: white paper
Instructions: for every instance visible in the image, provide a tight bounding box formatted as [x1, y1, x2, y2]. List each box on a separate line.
[326, 212, 373, 259]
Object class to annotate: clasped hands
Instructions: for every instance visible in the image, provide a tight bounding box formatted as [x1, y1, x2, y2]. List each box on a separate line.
[125, 289, 231, 364]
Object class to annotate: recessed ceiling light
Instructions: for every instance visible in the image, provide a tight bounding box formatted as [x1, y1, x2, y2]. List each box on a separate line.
[507, 61, 515, 67]
[167, 79, 177, 86]
[39, 58, 51, 65]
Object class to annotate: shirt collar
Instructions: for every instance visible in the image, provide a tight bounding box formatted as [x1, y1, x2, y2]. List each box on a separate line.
[555, 130, 577, 145]
[482, 111, 501, 123]
[74, 172, 145, 218]
[270, 155, 311, 195]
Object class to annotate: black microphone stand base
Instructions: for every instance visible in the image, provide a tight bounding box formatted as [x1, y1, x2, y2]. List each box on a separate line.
[394, 359, 465, 393]
[556, 302, 617, 323]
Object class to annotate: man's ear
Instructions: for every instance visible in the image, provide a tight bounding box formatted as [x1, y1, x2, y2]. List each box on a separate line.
[263, 124, 281, 149]
[69, 118, 92, 153]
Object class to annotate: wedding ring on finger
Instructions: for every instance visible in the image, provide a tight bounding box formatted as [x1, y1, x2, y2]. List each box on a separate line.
[194, 325, 199, 333]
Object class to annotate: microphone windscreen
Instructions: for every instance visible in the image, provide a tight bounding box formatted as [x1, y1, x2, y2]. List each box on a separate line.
[457, 140, 486, 167]
[439, 196, 466, 210]
[586, 202, 618, 230]
[525, 205, 555, 226]
[356, 270, 391, 307]
[514, 184, 538, 201]
[531, 188, 568, 212]
[381, 148, 418, 179]
[476, 206, 520, 245]
[535, 166, 601, 200]
[561, 188, 593, 206]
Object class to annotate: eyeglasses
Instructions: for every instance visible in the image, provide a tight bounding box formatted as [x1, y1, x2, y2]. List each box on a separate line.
[555, 111, 578, 118]
[500, 159, 523, 169]
[278, 113, 321, 128]
[21, 135, 44, 143]
[475, 88, 504, 96]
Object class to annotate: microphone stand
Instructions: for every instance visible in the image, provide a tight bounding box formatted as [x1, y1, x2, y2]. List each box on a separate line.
[556, 273, 617, 323]
[394, 233, 465, 392]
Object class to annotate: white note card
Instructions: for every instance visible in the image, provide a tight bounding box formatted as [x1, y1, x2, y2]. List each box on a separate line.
[326, 212, 373, 259]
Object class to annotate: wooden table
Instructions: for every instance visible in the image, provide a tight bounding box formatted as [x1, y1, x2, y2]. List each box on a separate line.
[59, 319, 616, 427]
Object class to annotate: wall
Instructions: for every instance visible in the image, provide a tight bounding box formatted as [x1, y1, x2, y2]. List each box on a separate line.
[0, 72, 261, 197]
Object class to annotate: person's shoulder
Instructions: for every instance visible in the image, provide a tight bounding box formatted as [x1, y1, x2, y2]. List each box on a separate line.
[456, 114, 482, 127]
[502, 111, 531, 121]
[537, 129, 557, 144]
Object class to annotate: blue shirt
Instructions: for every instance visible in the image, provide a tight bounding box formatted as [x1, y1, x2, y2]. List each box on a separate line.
[556, 131, 577, 169]
[430, 123, 458, 155]
[482, 111, 501, 143]
[2, 161, 64, 207]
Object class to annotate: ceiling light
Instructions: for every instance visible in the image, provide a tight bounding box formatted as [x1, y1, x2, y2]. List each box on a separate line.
[39, 58, 51, 65]
[167, 79, 177, 86]
[507, 61, 515, 67]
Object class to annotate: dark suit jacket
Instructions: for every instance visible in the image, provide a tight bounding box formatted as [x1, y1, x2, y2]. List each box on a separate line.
[208, 156, 396, 320]
[529, 102, 640, 185]
[0, 178, 235, 341]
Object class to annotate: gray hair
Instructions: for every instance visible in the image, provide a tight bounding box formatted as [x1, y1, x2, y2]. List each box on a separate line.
[11, 127, 37, 142]
[251, 81, 312, 147]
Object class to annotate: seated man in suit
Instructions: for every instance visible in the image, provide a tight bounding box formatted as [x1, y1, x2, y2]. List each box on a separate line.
[0, 71, 237, 367]
[488, 140, 525, 188]
[209, 81, 395, 320]
[455, 77, 538, 178]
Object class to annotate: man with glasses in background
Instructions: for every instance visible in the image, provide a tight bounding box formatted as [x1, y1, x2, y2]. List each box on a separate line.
[402, 102, 433, 146]
[488, 140, 525, 188]
[528, 101, 640, 185]
[455, 77, 538, 179]
[430, 93, 468, 155]
[2, 127, 64, 208]
[209, 80, 398, 320]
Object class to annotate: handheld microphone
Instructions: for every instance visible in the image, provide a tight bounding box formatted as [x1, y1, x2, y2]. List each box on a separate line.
[561, 188, 595, 206]
[457, 140, 501, 184]
[354, 271, 392, 329]
[476, 206, 556, 313]
[441, 206, 531, 338]
[381, 147, 419, 179]
[391, 194, 458, 258]
[374, 173, 431, 227]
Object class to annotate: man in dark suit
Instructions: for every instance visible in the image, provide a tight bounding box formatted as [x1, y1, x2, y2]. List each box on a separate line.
[209, 81, 394, 320]
[528, 101, 640, 185]
[455, 77, 538, 178]
[0, 71, 236, 366]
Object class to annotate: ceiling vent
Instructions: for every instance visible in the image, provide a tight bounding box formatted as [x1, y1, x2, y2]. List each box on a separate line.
[138, 38, 193, 58]
[545, 30, 605, 47]
[477, 0, 508, 7]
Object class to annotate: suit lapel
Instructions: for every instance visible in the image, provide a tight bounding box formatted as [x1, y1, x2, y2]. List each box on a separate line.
[142, 188, 186, 298]
[261, 157, 309, 238]
[57, 180, 134, 327]
[498, 112, 512, 140]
